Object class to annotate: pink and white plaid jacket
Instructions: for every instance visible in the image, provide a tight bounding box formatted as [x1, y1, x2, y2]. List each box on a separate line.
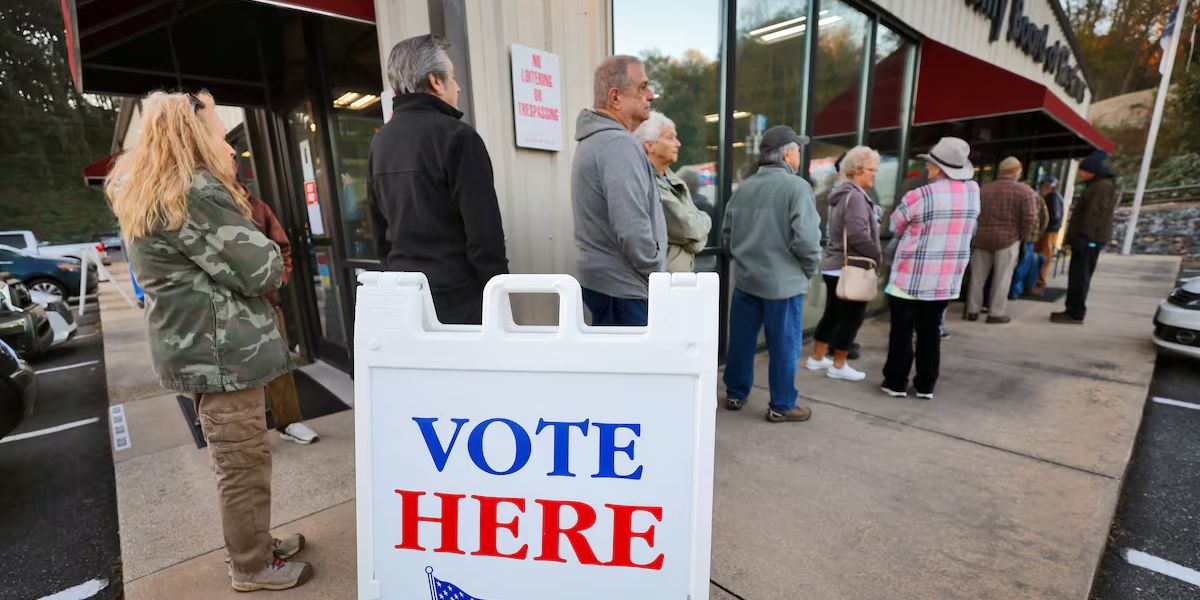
[887, 177, 981, 301]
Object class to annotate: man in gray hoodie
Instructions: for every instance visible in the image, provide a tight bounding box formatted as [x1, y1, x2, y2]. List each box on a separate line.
[722, 125, 823, 423]
[571, 55, 666, 326]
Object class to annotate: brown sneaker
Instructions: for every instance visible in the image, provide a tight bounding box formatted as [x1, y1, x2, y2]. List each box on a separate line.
[765, 406, 812, 423]
[986, 315, 1011, 324]
[231, 558, 313, 592]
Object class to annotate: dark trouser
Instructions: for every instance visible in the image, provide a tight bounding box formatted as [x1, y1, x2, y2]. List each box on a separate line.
[1064, 238, 1102, 320]
[882, 296, 950, 395]
[432, 286, 485, 325]
[582, 288, 649, 326]
[813, 275, 867, 351]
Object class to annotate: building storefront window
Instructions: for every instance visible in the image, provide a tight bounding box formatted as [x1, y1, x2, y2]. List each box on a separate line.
[613, 0, 723, 262]
[868, 23, 916, 208]
[733, 0, 811, 184]
[809, 0, 870, 173]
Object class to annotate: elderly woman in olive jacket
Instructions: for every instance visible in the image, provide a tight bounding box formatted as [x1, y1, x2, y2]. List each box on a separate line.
[635, 111, 712, 272]
[806, 146, 883, 382]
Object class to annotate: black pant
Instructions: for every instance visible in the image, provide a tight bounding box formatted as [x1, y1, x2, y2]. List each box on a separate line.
[813, 275, 867, 351]
[432, 286, 484, 325]
[882, 296, 949, 394]
[1064, 238, 1102, 320]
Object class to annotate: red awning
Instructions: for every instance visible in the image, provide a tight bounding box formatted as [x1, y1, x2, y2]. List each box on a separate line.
[246, 0, 374, 23]
[82, 153, 120, 186]
[914, 39, 1113, 153]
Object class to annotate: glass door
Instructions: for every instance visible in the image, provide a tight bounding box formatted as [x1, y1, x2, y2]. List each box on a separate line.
[284, 98, 350, 367]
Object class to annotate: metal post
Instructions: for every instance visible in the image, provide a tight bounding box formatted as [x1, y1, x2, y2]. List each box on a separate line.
[1122, 0, 1189, 255]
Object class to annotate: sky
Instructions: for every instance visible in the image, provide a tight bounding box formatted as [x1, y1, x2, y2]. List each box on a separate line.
[612, 0, 722, 61]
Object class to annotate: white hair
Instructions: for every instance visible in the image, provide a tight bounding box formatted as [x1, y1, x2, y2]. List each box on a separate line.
[761, 142, 799, 166]
[634, 111, 675, 146]
[387, 34, 453, 95]
[838, 145, 881, 181]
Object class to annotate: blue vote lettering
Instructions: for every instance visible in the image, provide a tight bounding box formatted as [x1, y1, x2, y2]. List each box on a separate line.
[411, 417, 643, 479]
[467, 418, 533, 475]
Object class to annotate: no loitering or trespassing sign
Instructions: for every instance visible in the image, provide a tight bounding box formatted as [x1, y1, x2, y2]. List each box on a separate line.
[354, 272, 718, 599]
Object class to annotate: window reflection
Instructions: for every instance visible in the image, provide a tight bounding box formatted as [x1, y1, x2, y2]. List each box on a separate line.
[810, 0, 870, 176]
[867, 23, 915, 208]
[613, 0, 722, 248]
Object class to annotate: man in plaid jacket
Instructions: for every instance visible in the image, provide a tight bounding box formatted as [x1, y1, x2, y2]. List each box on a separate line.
[965, 156, 1038, 323]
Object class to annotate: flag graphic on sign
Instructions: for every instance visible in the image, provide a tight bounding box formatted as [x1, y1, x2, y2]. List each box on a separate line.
[426, 567, 487, 600]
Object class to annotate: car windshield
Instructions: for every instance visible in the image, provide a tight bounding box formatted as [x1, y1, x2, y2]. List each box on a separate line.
[0, 244, 35, 258]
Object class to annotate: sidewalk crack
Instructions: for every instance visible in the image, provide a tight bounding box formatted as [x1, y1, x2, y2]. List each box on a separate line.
[710, 579, 749, 599]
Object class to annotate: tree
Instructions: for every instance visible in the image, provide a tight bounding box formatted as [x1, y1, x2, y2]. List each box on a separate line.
[0, 0, 119, 242]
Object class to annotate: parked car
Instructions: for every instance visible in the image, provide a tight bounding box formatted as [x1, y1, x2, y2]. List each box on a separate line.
[97, 231, 123, 253]
[1154, 276, 1200, 360]
[0, 230, 109, 264]
[0, 244, 97, 301]
[0, 276, 52, 360]
[0, 337, 37, 441]
[28, 290, 77, 347]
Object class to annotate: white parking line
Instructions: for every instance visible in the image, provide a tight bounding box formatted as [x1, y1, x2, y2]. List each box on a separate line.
[34, 360, 100, 375]
[0, 417, 100, 444]
[1125, 549, 1200, 587]
[38, 578, 109, 600]
[1152, 396, 1200, 411]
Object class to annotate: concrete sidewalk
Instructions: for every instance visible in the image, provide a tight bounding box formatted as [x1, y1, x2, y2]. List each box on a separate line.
[101, 254, 1178, 599]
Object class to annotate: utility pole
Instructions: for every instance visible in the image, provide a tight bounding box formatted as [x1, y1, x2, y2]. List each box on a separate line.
[1123, 0, 1190, 255]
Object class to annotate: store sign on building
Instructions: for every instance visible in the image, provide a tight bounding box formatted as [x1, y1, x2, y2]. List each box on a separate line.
[298, 140, 325, 236]
[510, 44, 563, 151]
[964, 0, 1088, 103]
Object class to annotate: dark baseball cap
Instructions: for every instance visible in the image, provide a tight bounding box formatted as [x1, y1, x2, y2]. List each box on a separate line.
[760, 125, 810, 154]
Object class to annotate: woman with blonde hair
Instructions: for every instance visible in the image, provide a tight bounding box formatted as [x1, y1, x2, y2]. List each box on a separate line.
[805, 145, 883, 382]
[106, 91, 311, 592]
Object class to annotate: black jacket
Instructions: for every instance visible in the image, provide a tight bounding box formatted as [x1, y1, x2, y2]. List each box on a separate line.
[1065, 175, 1118, 245]
[368, 93, 509, 298]
[1043, 190, 1064, 233]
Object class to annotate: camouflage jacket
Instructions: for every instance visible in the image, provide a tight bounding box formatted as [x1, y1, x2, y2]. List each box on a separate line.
[128, 172, 293, 394]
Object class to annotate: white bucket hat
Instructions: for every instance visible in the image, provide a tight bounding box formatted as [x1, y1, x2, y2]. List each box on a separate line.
[917, 137, 974, 181]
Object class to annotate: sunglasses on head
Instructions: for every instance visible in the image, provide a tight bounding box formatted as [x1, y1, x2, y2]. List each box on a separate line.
[186, 92, 205, 113]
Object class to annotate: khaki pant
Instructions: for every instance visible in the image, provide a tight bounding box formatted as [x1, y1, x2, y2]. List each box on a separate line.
[266, 306, 303, 431]
[1034, 232, 1057, 289]
[198, 386, 273, 573]
[967, 242, 1020, 318]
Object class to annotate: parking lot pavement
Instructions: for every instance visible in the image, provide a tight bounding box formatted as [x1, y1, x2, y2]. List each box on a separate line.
[0, 309, 122, 599]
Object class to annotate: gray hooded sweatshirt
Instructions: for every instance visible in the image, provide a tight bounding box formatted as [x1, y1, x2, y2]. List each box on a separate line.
[571, 110, 667, 299]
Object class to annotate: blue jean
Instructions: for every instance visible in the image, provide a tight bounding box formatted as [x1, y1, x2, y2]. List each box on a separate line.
[582, 288, 649, 326]
[1010, 242, 1043, 297]
[723, 289, 804, 410]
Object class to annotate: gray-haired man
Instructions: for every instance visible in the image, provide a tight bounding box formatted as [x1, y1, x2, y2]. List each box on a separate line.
[571, 55, 665, 326]
[368, 34, 509, 325]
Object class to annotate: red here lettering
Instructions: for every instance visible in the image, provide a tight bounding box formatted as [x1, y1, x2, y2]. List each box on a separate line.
[532, 54, 542, 68]
[394, 490, 466, 554]
[532, 499, 603, 566]
[471, 495, 529, 560]
[606, 504, 665, 570]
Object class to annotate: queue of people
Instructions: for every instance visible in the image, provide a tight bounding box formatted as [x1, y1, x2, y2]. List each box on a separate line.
[105, 31, 1122, 591]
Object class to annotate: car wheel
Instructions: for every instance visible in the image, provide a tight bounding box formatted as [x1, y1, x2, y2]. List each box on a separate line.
[27, 278, 67, 302]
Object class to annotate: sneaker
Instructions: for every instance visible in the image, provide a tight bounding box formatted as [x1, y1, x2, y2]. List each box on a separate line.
[915, 391, 935, 400]
[965, 313, 979, 321]
[1050, 311, 1084, 324]
[725, 396, 746, 411]
[280, 422, 319, 444]
[986, 315, 1011, 324]
[880, 385, 907, 398]
[231, 558, 313, 592]
[939, 330, 951, 339]
[805, 356, 833, 371]
[847, 342, 862, 360]
[273, 534, 305, 560]
[826, 364, 866, 381]
[765, 406, 812, 423]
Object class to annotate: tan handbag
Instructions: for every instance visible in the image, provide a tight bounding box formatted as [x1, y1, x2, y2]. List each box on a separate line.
[835, 218, 879, 302]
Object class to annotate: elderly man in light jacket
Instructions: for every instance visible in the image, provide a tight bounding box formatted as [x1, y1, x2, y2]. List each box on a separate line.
[634, 111, 712, 273]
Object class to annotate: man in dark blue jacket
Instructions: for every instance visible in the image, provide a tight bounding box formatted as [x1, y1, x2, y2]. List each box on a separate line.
[368, 34, 509, 325]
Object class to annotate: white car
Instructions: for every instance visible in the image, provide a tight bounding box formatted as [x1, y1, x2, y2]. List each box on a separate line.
[0, 230, 109, 264]
[1153, 276, 1200, 360]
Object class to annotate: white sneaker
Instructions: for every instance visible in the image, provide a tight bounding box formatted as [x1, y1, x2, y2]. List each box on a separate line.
[280, 422, 319, 444]
[805, 356, 833, 371]
[826, 364, 866, 381]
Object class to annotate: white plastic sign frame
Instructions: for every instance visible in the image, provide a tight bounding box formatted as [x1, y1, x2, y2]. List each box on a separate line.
[354, 272, 717, 600]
